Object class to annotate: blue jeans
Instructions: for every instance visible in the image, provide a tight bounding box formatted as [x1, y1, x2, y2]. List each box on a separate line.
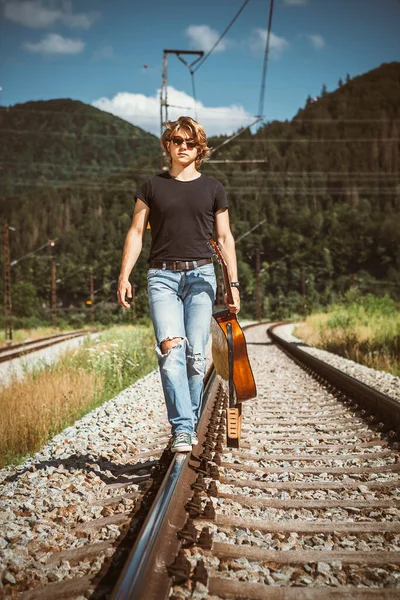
[147, 262, 216, 435]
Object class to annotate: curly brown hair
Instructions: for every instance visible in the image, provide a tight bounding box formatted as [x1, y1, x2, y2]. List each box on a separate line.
[161, 116, 211, 168]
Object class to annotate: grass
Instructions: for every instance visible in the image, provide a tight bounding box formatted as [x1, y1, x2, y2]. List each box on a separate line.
[294, 293, 400, 377]
[0, 325, 157, 467]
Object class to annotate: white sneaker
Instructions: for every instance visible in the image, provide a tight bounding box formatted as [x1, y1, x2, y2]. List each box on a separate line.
[192, 432, 199, 446]
[171, 431, 192, 453]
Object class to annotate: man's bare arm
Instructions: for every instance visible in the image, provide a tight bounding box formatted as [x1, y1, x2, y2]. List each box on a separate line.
[117, 199, 150, 308]
[215, 208, 240, 314]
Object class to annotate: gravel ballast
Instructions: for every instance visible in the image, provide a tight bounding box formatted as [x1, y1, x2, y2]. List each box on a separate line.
[0, 369, 169, 594]
[277, 323, 400, 402]
[3, 321, 400, 597]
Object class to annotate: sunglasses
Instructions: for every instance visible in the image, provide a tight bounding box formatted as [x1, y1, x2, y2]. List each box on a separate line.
[171, 136, 198, 150]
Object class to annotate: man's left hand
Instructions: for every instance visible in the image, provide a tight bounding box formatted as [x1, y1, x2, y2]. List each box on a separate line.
[225, 287, 240, 314]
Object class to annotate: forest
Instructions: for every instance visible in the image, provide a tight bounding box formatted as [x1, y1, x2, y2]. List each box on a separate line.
[0, 61, 399, 325]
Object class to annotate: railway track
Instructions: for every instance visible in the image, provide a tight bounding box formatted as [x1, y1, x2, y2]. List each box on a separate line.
[115, 323, 400, 599]
[1, 322, 400, 598]
[0, 330, 91, 363]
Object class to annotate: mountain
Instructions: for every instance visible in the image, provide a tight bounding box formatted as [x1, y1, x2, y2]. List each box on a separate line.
[0, 98, 160, 191]
[1, 62, 399, 323]
[202, 62, 400, 316]
[0, 99, 160, 324]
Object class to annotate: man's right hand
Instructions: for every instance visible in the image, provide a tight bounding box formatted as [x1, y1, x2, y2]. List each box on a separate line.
[117, 277, 132, 308]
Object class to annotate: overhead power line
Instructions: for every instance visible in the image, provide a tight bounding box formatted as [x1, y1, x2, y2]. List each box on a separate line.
[257, 0, 275, 118]
[2, 129, 399, 142]
[0, 129, 154, 139]
[236, 219, 267, 243]
[3, 180, 399, 195]
[209, 116, 263, 157]
[192, 0, 251, 73]
[2, 108, 398, 124]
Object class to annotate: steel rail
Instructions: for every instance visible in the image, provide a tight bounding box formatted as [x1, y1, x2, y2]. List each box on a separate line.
[111, 370, 218, 600]
[111, 321, 260, 599]
[268, 323, 400, 431]
[0, 330, 85, 353]
[110, 451, 189, 600]
[0, 330, 91, 363]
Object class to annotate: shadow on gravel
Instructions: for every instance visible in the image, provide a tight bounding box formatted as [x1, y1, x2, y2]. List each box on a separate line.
[3, 454, 160, 485]
[90, 447, 174, 599]
[3, 443, 176, 597]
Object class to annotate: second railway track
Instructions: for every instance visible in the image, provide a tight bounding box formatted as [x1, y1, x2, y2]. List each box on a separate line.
[1, 322, 400, 599]
[0, 330, 92, 363]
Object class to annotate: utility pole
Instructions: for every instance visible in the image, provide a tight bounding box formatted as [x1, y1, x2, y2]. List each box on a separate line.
[300, 266, 307, 314]
[90, 274, 94, 325]
[160, 49, 204, 167]
[51, 259, 57, 325]
[160, 50, 204, 135]
[255, 248, 262, 320]
[3, 224, 12, 343]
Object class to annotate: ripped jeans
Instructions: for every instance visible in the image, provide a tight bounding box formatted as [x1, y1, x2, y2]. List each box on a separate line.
[147, 262, 216, 435]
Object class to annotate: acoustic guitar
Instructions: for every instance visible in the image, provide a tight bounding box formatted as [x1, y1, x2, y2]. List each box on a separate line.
[209, 239, 257, 403]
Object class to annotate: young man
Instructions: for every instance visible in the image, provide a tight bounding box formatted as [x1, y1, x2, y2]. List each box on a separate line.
[117, 116, 240, 452]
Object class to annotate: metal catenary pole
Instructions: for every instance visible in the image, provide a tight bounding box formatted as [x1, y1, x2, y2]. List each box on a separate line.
[255, 248, 262, 320]
[3, 224, 12, 343]
[51, 259, 57, 325]
[90, 274, 94, 324]
[159, 49, 204, 168]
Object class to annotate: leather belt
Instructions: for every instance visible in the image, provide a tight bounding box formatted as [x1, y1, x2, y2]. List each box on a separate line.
[149, 257, 213, 271]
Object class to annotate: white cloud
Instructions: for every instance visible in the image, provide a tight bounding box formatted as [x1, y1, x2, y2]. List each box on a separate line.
[250, 29, 289, 57]
[281, 0, 308, 5]
[23, 33, 85, 54]
[308, 34, 325, 50]
[4, 0, 98, 29]
[185, 25, 227, 53]
[92, 87, 254, 137]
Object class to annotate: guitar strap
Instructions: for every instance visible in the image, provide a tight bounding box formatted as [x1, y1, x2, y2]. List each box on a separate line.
[226, 322, 235, 408]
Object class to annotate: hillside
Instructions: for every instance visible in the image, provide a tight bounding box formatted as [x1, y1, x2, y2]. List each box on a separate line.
[202, 62, 400, 316]
[1, 62, 400, 323]
[0, 99, 159, 323]
[0, 98, 160, 191]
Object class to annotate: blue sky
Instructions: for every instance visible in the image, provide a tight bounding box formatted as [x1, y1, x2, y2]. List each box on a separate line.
[1, 0, 399, 136]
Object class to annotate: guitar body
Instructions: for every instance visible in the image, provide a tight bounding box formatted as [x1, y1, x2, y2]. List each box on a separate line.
[211, 308, 257, 402]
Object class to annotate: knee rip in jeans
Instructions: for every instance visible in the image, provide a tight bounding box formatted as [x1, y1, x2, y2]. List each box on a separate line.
[159, 336, 185, 357]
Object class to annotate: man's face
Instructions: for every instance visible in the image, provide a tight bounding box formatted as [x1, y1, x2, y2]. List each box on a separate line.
[167, 129, 199, 166]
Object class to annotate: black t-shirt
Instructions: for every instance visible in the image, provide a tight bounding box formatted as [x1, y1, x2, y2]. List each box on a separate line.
[135, 172, 228, 261]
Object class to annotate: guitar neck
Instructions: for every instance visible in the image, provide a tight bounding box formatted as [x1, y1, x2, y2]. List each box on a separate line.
[221, 259, 234, 305]
[209, 238, 234, 306]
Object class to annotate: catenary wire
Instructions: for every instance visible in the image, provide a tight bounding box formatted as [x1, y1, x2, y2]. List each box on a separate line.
[258, 0, 275, 118]
[192, 0, 251, 73]
[3, 180, 399, 194]
[1, 108, 398, 123]
[2, 129, 398, 143]
[2, 161, 399, 181]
